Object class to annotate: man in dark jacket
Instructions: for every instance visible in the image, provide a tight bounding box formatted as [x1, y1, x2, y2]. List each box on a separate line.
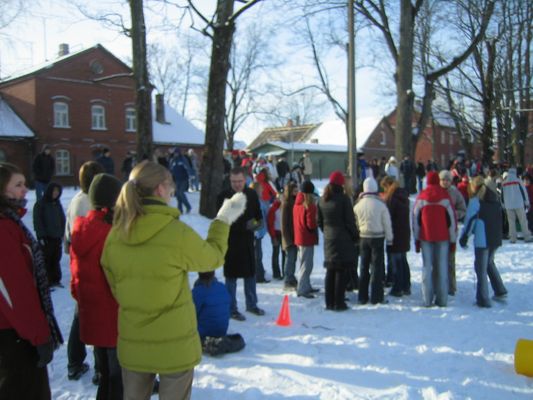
[96, 148, 115, 176]
[170, 148, 192, 213]
[32, 145, 55, 201]
[33, 182, 66, 286]
[217, 167, 265, 321]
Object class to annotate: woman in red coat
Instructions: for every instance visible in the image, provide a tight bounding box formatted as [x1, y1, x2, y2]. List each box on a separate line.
[0, 162, 62, 399]
[293, 181, 319, 298]
[70, 173, 123, 400]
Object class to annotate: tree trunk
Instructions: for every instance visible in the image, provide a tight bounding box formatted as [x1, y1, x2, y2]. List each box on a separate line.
[481, 40, 496, 166]
[395, 0, 415, 161]
[129, 0, 153, 161]
[200, 0, 235, 218]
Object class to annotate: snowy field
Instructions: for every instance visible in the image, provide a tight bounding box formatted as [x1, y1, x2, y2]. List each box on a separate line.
[22, 182, 533, 399]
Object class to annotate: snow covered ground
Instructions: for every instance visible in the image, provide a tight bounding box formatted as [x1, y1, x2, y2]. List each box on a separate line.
[22, 183, 533, 399]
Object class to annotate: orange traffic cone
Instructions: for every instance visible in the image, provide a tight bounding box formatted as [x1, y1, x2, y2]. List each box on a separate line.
[276, 295, 292, 327]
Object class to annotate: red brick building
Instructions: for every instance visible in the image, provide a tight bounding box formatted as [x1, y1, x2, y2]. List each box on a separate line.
[0, 44, 204, 186]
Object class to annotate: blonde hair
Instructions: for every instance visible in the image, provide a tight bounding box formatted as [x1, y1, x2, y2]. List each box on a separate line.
[113, 160, 173, 237]
[380, 175, 399, 203]
[468, 175, 485, 198]
[302, 192, 315, 209]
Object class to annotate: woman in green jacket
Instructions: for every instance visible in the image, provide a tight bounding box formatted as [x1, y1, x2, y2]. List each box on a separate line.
[101, 160, 245, 400]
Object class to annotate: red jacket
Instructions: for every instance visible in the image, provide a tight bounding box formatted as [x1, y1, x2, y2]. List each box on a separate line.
[256, 170, 278, 203]
[70, 210, 118, 347]
[267, 199, 281, 238]
[457, 179, 469, 203]
[293, 192, 318, 246]
[0, 212, 50, 346]
[413, 184, 457, 242]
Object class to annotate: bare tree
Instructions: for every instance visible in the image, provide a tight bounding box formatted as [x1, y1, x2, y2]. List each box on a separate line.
[186, 0, 262, 218]
[355, 0, 494, 160]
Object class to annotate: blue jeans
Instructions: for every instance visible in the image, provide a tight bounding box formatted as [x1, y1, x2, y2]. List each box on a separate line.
[225, 277, 258, 313]
[255, 237, 266, 281]
[358, 237, 385, 304]
[474, 247, 507, 307]
[175, 180, 191, 213]
[421, 241, 448, 307]
[390, 252, 411, 294]
[297, 246, 314, 295]
[283, 245, 298, 285]
[34, 180, 48, 202]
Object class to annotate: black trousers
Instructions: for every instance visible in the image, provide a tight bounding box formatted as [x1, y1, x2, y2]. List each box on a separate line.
[93, 347, 123, 400]
[325, 268, 347, 309]
[43, 237, 62, 285]
[358, 237, 385, 304]
[0, 329, 50, 400]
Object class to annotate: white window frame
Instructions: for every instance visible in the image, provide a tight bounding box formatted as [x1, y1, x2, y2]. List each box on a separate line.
[449, 132, 454, 145]
[441, 154, 445, 168]
[380, 130, 386, 145]
[55, 149, 71, 176]
[441, 130, 446, 145]
[125, 107, 136, 132]
[53, 102, 70, 128]
[91, 105, 107, 130]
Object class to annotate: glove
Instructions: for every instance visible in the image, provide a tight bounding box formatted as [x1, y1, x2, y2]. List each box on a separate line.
[216, 192, 247, 225]
[36, 340, 54, 368]
[459, 236, 468, 249]
[449, 243, 456, 252]
[415, 240, 421, 253]
[246, 219, 260, 231]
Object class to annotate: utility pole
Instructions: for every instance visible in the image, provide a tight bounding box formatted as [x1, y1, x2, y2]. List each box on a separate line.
[347, 0, 357, 188]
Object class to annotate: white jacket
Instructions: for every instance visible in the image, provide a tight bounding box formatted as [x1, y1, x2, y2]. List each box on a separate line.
[354, 194, 393, 243]
[64, 190, 91, 249]
[502, 169, 529, 210]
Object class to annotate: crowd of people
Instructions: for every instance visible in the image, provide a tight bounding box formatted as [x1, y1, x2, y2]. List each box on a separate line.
[1, 146, 532, 399]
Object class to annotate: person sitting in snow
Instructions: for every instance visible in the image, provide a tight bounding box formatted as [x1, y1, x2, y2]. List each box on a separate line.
[192, 272, 245, 357]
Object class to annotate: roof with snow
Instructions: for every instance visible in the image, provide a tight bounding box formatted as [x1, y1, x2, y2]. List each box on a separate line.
[0, 96, 34, 138]
[152, 103, 204, 146]
[267, 141, 347, 153]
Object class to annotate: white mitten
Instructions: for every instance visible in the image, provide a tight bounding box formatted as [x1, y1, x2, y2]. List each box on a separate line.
[216, 192, 247, 224]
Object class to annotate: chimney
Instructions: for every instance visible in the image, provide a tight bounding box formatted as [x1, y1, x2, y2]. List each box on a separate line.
[155, 94, 166, 123]
[286, 118, 293, 127]
[295, 115, 300, 126]
[58, 43, 69, 57]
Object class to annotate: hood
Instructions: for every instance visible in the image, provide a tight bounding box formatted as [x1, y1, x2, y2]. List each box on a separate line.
[120, 198, 180, 245]
[363, 177, 378, 193]
[70, 210, 109, 257]
[506, 168, 517, 179]
[419, 184, 449, 202]
[43, 182, 62, 202]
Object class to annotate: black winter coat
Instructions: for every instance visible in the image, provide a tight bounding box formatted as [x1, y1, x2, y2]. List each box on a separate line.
[479, 187, 503, 248]
[281, 194, 296, 251]
[318, 188, 359, 267]
[33, 183, 65, 239]
[217, 187, 262, 278]
[386, 188, 411, 253]
[32, 153, 55, 183]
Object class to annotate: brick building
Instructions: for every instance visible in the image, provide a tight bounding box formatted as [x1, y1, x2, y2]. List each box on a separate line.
[0, 44, 204, 186]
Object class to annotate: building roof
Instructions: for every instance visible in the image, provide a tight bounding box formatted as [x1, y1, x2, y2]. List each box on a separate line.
[249, 117, 383, 152]
[265, 141, 347, 153]
[152, 103, 204, 146]
[0, 96, 34, 138]
[0, 44, 131, 84]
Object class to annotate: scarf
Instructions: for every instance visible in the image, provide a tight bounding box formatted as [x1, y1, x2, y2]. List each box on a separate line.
[3, 200, 63, 349]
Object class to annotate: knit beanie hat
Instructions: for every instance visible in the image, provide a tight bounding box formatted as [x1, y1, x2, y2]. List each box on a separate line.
[427, 171, 440, 185]
[89, 173, 123, 209]
[300, 181, 315, 194]
[329, 170, 345, 186]
[363, 177, 378, 193]
[439, 170, 452, 181]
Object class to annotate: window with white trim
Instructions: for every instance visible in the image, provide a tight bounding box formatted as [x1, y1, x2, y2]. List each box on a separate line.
[125, 107, 136, 132]
[441, 130, 446, 144]
[449, 133, 453, 145]
[91, 105, 106, 130]
[53, 102, 70, 128]
[441, 154, 445, 168]
[55, 149, 70, 175]
[380, 130, 386, 145]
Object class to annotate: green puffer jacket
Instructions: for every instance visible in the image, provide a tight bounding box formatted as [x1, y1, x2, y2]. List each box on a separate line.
[101, 198, 229, 374]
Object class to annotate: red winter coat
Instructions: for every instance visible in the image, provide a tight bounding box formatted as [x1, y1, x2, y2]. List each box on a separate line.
[267, 199, 281, 238]
[70, 210, 118, 347]
[0, 211, 50, 346]
[413, 184, 457, 242]
[293, 192, 318, 246]
[457, 179, 469, 204]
